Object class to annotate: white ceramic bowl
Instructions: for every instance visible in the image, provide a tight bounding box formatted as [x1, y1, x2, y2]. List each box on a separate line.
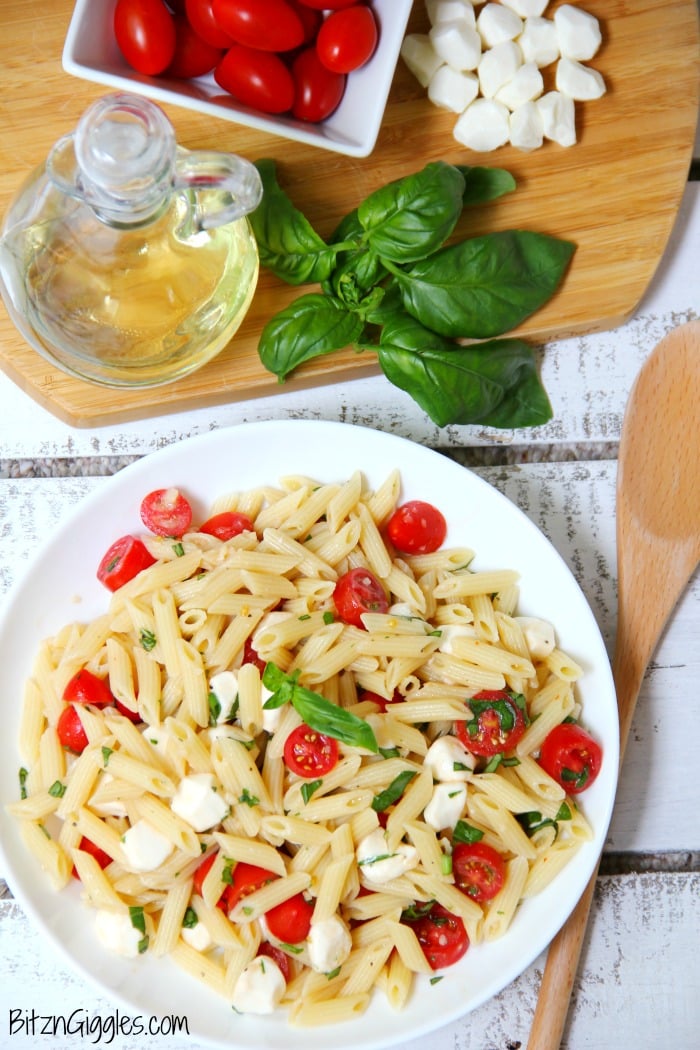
[62, 0, 413, 158]
[0, 420, 619, 1050]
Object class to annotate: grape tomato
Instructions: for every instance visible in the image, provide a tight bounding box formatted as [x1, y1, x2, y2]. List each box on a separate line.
[114, 0, 177, 75]
[184, 0, 234, 48]
[292, 46, 346, 123]
[167, 16, 222, 78]
[215, 45, 295, 114]
[316, 5, 378, 74]
[211, 0, 305, 52]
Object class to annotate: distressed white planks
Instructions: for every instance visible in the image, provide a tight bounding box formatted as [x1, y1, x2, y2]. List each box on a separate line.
[0, 183, 696, 458]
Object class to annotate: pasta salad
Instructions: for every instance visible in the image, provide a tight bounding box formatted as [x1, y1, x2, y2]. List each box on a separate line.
[8, 469, 603, 1025]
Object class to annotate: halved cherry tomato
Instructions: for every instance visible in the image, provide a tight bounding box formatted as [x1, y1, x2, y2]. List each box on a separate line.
[215, 45, 295, 113]
[386, 500, 447, 555]
[359, 688, 403, 712]
[97, 535, 157, 591]
[403, 902, 469, 970]
[284, 723, 339, 777]
[185, 0, 234, 48]
[63, 668, 115, 708]
[265, 891, 314, 943]
[291, 46, 346, 123]
[333, 566, 388, 628]
[452, 841, 506, 902]
[257, 942, 291, 981]
[115, 700, 142, 724]
[72, 836, 113, 880]
[57, 705, 89, 754]
[224, 862, 278, 910]
[316, 5, 378, 74]
[140, 487, 193, 537]
[192, 850, 226, 907]
[114, 0, 177, 75]
[211, 0, 305, 51]
[167, 16, 222, 78]
[538, 723, 603, 793]
[455, 689, 527, 757]
[241, 635, 267, 675]
[199, 510, 255, 540]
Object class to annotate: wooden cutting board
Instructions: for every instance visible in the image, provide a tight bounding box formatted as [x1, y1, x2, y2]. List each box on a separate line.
[0, 0, 697, 426]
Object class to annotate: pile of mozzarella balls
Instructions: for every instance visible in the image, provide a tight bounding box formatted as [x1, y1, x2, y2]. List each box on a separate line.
[401, 0, 605, 152]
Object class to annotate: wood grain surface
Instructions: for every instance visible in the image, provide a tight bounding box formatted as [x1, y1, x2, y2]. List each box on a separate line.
[0, 0, 697, 426]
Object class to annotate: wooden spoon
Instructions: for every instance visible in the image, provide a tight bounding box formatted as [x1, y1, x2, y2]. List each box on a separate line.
[526, 319, 700, 1050]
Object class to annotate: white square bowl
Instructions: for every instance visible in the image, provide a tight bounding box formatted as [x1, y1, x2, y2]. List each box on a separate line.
[62, 0, 413, 158]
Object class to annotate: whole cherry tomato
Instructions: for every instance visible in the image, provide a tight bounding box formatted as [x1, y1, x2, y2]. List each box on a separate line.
[292, 46, 346, 122]
[288, 0, 322, 43]
[167, 16, 222, 78]
[452, 841, 506, 901]
[185, 0, 234, 48]
[140, 487, 193, 537]
[96, 535, 157, 591]
[455, 688, 528, 756]
[297, 0, 359, 8]
[63, 669, 115, 708]
[114, 0, 177, 75]
[283, 723, 339, 777]
[316, 5, 378, 74]
[56, 705, 89, 754]
[538, 722, 603, 793]
[265, 891, 314, 943]
[403, 902, 469, 970]
[215, 45, 295, 113]
[333, 566, 389, 628]
[386, 500, 447, 555]
[211, 0, 305, 51]
[199, 510, 255, 540]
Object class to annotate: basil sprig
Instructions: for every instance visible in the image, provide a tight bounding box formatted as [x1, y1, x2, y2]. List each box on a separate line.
[250, 159, 575, 429]
[262, 662, 378, 753]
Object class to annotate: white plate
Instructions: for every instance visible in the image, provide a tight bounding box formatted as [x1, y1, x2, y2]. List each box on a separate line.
[0, 420, 619, 1050]
[62, 0, 413, 158]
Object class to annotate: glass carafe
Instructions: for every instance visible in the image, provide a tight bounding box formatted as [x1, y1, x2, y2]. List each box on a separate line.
[0, 92, 262, 387]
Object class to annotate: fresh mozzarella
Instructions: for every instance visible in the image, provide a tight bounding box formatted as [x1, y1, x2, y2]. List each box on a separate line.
[307, 915, 352, 974]
[424, 734, 476, 780]
[517, 16, 560, 67]
[554, 4, 602, 61]
[495, 61, 544, 109]
[430, 19, 482, 71]
[88, 773, 128, 818]
[478, 40, 523, 98]
[121, 818, 173, 872]
[427, 0, 477, 28]
[181, 918, 213, 951]
[400, 34, 445, 88]
[556, 57, 606, 100]
[509, 100, 544, 151]
[515, 615, 557, 658]
[171, 772, 229, 832]
[429, 65, 480, 113]
[424, 781, 468, 831]
[477, 3, 523, 48]
[437, 623, 477, 654]
[454, 98, 511, 151]
[537, 90, 577, 146]
[500, 0, 549, 16]
[94, 909, 148, 958]
[356, 828, 419, 884]
[231, 955, 286, 1014]
[208, 670, 239, 723]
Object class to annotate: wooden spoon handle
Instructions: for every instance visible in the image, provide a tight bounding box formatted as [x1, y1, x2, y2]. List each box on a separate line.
[525, 866, 598, 1050]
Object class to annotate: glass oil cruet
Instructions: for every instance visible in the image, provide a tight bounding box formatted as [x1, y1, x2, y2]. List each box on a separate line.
[0, 92, 263, 387]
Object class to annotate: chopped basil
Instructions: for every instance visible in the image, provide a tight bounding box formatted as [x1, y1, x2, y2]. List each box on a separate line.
[379, 746, 400, 759]
[101, 746, 113, 766]
[453, 819, 484, 845]
[561, 765, 590, 789]
[208, 691, 221, 725]
[441, 853, 453, 876]
[301, 779, 323, 804]
[322, 611, 335, 625]
[172, 541, 185, 557]
[222, 857, 235, 885]
[556, 801, 572, 821]
[326, 966, 341, 979]
[18, 767, 28, 800]
[483, 754, 503, 773]
[239, 788, 259, 807]
[401, 901, 436, 922]
[48, 780, 66, 798]
[298, 613, 311, 621]
[139, 628, 157, 651]
[371, 769, 417, 812]
[358, 852, 395, 866]
[278, 941, 304, 955]
[182, 907, 198, 929]
[430, 975, 445, 985]
[129, 906, 146, 935]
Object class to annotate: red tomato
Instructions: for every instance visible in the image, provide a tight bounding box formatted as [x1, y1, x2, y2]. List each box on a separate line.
[224, 862, 278, 910]
[316, 5, 378, 74]
[115, 700, 142, 724]
[404, 903, 469, 970]
[455, 689, 527, 757]
[284, 723, 339, 777]
[57, 705, 89, 754]
[140, 487, 193, 537]
[72, 836, 113, 879]
[386, 500, 447, 555]
[199, 510, 255, 540]
[192, 851, 226, 907]
[211, 0, 305, 51]
[97, 535, 157, 591]
[333, 566, 388, 628]
[265, 891, 314, 943]
[257, 942, 291, 981]
[241, 635, 267, 675]
[291, 46, 346, 122]
[538, 723, 603, 793]
[297, 0, 358, 8]
[452, 842, 506, 902]
[215, 45, 295, 113]
[63, 668, 115, 708]
[359, 688, 402, 712]
[114, 0, 177, 75]
[185, 0, 234, 47]
[288, 0, 322, 43]
[167, 16, 222, 77]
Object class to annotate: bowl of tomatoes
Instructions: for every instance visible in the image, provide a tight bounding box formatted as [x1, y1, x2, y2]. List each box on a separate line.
[62, 0, 413, 157]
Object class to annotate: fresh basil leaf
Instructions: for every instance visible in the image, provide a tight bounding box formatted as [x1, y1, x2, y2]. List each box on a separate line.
[301, 779, 323, 804]
[371, 769, 417, 812]
[395, 231, 576, 338]
[291, 684, 378, 753]
[378, 314, 552, 428]
[455, 165, 517, 205]
[453, 820, 484, 845]
[258, 293, 364, 380]
[250, 159, 337, 285]
[358, 161, 466, 263]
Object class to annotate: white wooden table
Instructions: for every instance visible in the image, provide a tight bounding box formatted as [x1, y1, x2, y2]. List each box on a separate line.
[0, 127, 698, 1050]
